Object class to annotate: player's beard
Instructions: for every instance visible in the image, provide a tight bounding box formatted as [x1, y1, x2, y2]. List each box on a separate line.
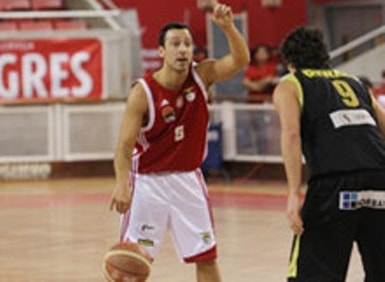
[173, 59, 191, 73]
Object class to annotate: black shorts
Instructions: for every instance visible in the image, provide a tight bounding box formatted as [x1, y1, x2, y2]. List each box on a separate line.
[288, 170, 385, 282]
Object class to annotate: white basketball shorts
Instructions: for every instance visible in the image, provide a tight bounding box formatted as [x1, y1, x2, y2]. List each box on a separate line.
[120, 169, 217, 263]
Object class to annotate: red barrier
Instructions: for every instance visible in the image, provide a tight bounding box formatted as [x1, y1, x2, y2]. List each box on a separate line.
[0, 38, 103, 103]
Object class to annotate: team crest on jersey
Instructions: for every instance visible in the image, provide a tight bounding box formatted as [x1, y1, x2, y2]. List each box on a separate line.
[183, 86, 196, 102]
[161, 105, 176, 123]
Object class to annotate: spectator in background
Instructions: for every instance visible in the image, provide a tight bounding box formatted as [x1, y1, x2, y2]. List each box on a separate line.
[358, 73, 385, 109]
[357, 75, 374, 90]
[193, 45, 208, 63]
[243, 44, 280, 103]
[241, 45, 281, 155]
[373, 70, 385, 108]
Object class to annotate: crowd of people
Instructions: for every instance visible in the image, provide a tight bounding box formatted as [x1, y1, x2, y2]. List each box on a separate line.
[194, 42, 385, 109]
[192, 38, 385, 156]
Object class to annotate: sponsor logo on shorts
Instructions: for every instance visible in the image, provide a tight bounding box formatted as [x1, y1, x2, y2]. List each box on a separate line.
[200, 231, 212, 244]
[141, 224, 155, 232]
[138, 238, 154, 247]
[339, 191, 385, 210]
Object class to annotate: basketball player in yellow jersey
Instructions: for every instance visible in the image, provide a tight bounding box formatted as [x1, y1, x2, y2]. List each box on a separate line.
[274, 27, 385, 281]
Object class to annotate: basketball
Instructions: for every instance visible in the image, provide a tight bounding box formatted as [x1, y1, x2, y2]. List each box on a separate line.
[102, 242, 152, 282]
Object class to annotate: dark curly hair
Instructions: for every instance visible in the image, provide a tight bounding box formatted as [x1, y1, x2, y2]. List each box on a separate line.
[280, 26, 330, 69]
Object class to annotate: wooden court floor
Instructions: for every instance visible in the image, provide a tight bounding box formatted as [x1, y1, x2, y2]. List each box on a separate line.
[0, 177, 364, 281]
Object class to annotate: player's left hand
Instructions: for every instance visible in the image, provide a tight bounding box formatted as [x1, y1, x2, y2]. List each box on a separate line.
[212, 3, 234, 29]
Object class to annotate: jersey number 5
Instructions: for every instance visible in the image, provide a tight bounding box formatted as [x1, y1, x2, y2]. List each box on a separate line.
[174, 125, 185, 142]
[332, 80, 360, 108]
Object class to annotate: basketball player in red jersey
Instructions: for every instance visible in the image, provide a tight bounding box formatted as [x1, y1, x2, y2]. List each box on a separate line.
[110, 3, 249, 282]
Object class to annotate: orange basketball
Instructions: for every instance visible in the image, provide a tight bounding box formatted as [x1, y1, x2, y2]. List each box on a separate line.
[102, 242, 152, 282]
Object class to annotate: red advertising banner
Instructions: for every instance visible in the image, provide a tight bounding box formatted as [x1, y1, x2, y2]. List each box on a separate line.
[0, 38, 103, 103]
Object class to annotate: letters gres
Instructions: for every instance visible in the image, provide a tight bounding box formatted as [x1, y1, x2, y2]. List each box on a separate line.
[0, 38, 102, 102]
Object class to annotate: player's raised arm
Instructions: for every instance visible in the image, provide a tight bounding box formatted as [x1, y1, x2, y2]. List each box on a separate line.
[197, 3, 249, 87]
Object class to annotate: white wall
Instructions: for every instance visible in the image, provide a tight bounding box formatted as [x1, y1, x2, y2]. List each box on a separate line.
[336, 44, 385, 83]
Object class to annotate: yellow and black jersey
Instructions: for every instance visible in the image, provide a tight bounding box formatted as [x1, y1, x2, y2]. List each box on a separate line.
[284, 69, 385, 180]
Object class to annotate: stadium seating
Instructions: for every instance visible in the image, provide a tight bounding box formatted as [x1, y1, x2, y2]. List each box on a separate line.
[0, 21, 18, 31]
[18, 20, 54, 31]
[54, 20, 87, 30]
[0, 0, 88, 31]
[0, 0, 64, 10]
[31, 0, 63, 10]
[1, 0, 31, 10]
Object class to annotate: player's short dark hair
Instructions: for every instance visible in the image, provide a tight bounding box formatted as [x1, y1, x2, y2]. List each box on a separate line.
[158, 22, 192, 47]
[280, 26, 330, 69]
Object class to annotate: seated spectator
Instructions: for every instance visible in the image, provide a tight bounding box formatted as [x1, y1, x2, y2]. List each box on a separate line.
[193, 45, 207, 63]
[242, 45, 281, 155]
[358, 74, 385, 109]
[357, 75, 374, 90]
[243, 44, 280, 103]
[373, 70, 385, 108]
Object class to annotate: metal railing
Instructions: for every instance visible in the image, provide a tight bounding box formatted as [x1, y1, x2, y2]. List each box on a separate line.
[0, 9, 121, 19]
[0, 102, 282, 164]
[330, 25, 385, 64]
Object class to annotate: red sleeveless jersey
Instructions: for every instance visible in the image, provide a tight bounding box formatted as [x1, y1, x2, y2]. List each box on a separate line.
[132, 66, 209, 173]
